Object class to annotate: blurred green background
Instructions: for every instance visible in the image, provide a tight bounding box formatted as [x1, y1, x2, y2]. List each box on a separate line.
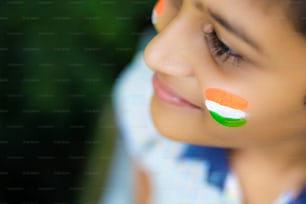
[0, 0, 154, 203]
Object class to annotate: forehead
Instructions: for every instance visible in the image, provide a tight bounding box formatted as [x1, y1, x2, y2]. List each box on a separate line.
[225, 0, 286, 11]
[226, 0, 297, 33]
[254, 0, 288, 14]
[169, 0, 287, 12]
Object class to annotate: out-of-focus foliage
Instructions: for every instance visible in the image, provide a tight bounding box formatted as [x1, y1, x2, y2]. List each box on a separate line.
[0, 0, 154, 203]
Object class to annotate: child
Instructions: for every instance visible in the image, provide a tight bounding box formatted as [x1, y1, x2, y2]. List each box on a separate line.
[110, 0, 306, 203]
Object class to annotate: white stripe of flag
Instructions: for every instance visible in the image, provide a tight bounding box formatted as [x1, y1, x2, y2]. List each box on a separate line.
[152, 11, 157, 25]
[205, 100, 246, 119]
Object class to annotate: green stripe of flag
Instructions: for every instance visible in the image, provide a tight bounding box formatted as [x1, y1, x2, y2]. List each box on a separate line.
[209, 111, 246, 127]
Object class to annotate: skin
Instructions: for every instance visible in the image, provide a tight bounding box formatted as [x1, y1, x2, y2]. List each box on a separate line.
[145, 0, 306, 148]
[133, 163, 151, 204]
[141, 0, 306, 203]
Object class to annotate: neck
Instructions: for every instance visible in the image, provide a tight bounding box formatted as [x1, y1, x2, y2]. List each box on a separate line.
[229, 137, 306, 202]
[230, 137, 306, 186]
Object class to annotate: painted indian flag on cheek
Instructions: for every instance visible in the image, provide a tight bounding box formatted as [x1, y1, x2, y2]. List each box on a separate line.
[205, 88, 249, 127]
[152, 0, 164, 25]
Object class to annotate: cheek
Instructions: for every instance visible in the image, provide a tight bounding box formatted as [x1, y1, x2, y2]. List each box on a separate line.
[240, 90, 306, 141]
[204, 88, 249, 128]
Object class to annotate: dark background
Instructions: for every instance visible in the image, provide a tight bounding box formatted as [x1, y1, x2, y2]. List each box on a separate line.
[0, 0, 154, 203]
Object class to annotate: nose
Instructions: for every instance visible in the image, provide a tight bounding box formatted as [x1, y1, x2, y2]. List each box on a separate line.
[144, 13, 197, 76]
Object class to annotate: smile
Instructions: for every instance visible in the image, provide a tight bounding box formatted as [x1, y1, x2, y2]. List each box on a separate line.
[152, 73, 201, 109]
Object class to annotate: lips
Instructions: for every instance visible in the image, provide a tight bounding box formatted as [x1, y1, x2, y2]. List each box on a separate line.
[152, 74, 201, 109]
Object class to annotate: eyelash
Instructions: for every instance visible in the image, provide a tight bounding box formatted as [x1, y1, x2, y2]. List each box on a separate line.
[204, 29, 243, 66]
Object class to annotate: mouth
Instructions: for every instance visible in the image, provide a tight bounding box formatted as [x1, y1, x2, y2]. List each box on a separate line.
[152, 73, 202, 109]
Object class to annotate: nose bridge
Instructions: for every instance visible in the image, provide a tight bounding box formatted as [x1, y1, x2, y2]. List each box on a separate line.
[144, 12, 196, 76]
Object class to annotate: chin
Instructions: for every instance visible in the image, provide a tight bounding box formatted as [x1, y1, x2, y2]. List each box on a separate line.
[150, 96, 186, 142]
[150, 95, 206, 144]
[150, 104, 179, 141]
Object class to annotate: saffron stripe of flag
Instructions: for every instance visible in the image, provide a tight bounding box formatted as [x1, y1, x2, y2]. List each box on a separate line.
[152, 0, 163, 25]
[154, 0, 163, 15]
[205, 88, 248, 110]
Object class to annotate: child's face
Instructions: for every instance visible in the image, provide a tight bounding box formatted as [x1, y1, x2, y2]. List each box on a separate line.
[144, 0, 306, 147]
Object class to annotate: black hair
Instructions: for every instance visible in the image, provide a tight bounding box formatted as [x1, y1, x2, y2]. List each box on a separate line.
[287, 1, 306, 35]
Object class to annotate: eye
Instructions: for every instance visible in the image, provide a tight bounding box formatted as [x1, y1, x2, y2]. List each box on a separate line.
[204, 29, 244, 67]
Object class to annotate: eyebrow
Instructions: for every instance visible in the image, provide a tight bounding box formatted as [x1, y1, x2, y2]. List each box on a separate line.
[195, 2, 261, 52]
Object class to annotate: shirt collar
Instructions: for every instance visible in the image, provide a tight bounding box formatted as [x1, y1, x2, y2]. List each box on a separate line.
[293, 188, 306, 204]
[179, 144, 229, 191]
[179, 144, 306, 203]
